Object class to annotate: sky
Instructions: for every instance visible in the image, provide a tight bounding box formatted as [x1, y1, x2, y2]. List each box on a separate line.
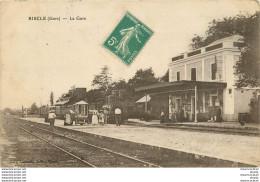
[0, 0, 259, 109]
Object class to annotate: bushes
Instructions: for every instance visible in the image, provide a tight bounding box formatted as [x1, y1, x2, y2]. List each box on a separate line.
[127, 110, 153, 121]
[142, 112, 153, 121]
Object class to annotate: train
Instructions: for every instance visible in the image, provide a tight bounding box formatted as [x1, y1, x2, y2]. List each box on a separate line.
[39, 102, 129, 125]
[39, 100, 89, 125]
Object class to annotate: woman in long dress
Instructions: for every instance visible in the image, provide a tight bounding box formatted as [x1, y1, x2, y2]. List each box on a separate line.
[99, 111, 104, 125]
[92, 111, 99, 125]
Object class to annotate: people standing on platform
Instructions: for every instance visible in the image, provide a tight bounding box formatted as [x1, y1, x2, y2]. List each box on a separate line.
[99, 111, 104, 125]
[216, 106, 222, 123]
[48, 110, 56, 132]
[92, 110, 99, 125]
[103, 108, 108, 125]
[213, 107, 217, 122]
[115, 107, 122, 126]
[65, 107, 72, 126]
[208, 107, 215, 122]
[69, 108, 75, 122]
[185, 111, 189, 122]
[64, 107, 70, 126]
[160, 111, 165, 123]
[179, 106, 185, 122]
[171, 108, 177, 122]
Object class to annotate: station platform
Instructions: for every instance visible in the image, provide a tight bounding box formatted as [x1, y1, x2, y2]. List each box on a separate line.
[20, 117, 260, 166]
[128, 119, 260, 130]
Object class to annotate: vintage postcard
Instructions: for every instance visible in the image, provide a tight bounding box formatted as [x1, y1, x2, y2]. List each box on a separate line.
[0, 0, 259, 181]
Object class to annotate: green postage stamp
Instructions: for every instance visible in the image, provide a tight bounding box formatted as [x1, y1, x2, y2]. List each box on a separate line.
[103, 12, 154, 66]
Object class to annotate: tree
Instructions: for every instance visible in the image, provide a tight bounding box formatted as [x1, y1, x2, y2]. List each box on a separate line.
[4, 108, 13, 114]
[160, 70, 169, 82]
[248, 91, 259, 122]
[189, 12, 260, 88]
[109, 79, 135, 102]
[112, 79, 128, 90]
[30, 102, 38, 114]
[234, 13, 259, 88]
[92, 66, 112, 91]
[128, 67, 159, 88]
[86, 89, 105, 104]
[50, 91, 54, 106]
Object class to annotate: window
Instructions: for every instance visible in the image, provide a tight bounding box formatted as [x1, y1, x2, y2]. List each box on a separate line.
[187, 49, 201, 57]
[205, 43, 223, 52]
[177, 72, 180, 81]
[191, 68, 196, 81]
[78, 105, 81, 114]
[211, 63, 217, 80]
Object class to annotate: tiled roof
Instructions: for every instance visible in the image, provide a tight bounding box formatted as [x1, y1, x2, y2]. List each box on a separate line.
[73, 100, 88, 105]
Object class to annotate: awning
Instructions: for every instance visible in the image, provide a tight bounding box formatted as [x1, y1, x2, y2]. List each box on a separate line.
[135, 95, 151, 103]
[73, 100, 88, 105]
[135, 80, 227, 94]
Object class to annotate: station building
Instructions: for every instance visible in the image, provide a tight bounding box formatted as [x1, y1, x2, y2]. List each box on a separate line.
[135, 35, 255, 122]
[54, 88, 88, 117]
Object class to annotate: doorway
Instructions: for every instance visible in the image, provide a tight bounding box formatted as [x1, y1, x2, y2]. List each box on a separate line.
[210, 95, 218, 106]
[176, 98, 181, 111]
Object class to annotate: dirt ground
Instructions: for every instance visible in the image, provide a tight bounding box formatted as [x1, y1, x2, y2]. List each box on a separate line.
[0, 115, 87, 167]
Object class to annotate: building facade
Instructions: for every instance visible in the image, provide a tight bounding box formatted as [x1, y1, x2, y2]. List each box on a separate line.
[136, 35, 254, 122]
[55, 88, 88, 117]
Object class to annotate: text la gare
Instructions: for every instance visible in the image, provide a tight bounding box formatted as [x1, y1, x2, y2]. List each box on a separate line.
[70, 16, 86, 20]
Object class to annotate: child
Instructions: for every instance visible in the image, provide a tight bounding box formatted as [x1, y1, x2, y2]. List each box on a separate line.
[99, 111, 104, 125]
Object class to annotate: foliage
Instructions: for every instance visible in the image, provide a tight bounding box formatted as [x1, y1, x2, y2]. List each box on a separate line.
[189, 12, 260, 88]
[30, 102, 38, 114]
[86, 89, 105, 104]
[109, 79, 134, 101]
[3, 108, 20, 115]
[4, 108, 13, 114]
[248, 91, 259, 123]
[127, 110, 153, 121]
[234, 13, 260, 88]
[160, 69, 169, 82]
[92, 66, 112, 91]
[87, 67, 159, 110]
[111, 79, 128, 90]
[128, 67, 158, 88]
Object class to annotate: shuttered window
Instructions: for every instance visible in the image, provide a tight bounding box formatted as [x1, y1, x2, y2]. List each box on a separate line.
[177, 72, 180, 81]
[191, 68, 196, 81]
[211, 63, 217, 80]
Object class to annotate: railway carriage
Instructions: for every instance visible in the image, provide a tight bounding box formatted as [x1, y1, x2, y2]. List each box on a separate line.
[73, 101, 89, 125]
[39, 100, 89, 125]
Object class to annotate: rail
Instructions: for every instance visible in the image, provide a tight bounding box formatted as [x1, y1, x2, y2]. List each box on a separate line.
[17, 122, 160, 168]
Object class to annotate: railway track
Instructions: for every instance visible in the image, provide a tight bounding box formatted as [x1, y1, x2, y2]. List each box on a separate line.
[13, 121, 160, 168]
[13, 123, 97, 167]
